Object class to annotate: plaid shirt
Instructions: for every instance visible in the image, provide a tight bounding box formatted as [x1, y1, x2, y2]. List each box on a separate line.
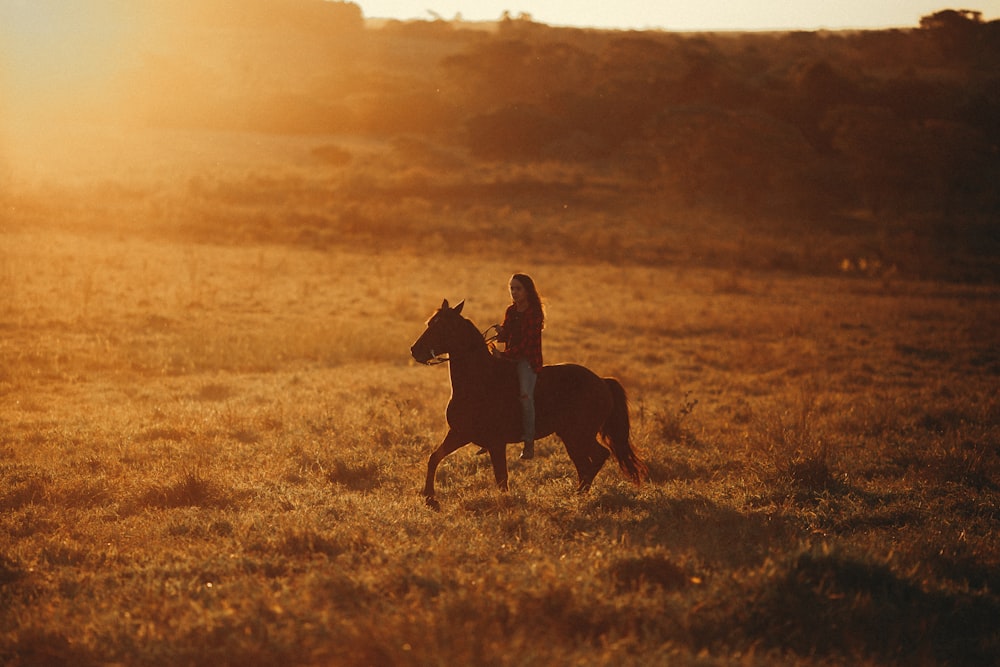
[498, 303, 544, 372]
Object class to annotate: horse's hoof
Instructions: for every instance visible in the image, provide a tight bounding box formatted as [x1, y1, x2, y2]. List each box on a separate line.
[425, 496, 441, 511]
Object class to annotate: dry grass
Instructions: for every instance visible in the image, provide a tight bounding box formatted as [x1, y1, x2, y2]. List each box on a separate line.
[1, 205, 998, 666]
[0, 115, 1000, 665]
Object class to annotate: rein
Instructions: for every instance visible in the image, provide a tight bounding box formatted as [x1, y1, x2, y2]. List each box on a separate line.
[423, 324, 500, 365]
[482, 324, 500, 345]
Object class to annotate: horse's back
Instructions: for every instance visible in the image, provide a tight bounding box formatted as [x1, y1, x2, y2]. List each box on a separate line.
[540, 362, 602, 375]
[536, 363, 614, 430]
[539, 362, 607, 388]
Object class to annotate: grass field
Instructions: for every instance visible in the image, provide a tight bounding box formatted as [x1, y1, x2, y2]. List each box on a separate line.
[2, 159, 998, 666]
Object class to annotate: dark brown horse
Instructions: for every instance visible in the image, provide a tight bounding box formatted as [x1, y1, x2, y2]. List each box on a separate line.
[410, 299, 648, 509]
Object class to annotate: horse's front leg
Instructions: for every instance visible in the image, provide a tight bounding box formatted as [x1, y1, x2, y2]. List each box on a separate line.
[423, 429, 469, 510]
[485, 443, 510, 492]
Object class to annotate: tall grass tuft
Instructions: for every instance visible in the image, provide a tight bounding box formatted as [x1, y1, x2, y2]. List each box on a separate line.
[0, 464, 50, 510]
[746, 390, 838, 500]
[731, 545, 1000, 664]
[653, 392, 699, 445]
[133, 470, 238, 510]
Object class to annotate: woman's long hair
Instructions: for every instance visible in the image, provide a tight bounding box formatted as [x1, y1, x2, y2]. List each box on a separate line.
[512, 273, 545, 328]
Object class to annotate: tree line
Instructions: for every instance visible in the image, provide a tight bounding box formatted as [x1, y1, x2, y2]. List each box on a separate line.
[124, 4, 999, 240]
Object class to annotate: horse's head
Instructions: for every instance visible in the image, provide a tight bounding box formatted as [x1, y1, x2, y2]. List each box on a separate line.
[410, 299, 476, 365]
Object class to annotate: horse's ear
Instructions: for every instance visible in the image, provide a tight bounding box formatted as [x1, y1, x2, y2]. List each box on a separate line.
[441, 299, 450, 310]
[454, 300, 465, 314]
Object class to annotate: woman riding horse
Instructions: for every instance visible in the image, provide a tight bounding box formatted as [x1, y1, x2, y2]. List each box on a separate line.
[411, 299, 647, 509]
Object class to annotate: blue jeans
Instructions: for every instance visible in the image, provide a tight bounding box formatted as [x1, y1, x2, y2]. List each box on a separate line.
[515, 359, 537, 442]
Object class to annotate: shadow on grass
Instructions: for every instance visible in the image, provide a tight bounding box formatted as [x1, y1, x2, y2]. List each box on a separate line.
[576, 489, 792, 570]
[714, 547, 1000, 665]
[3, 629, 102, 667]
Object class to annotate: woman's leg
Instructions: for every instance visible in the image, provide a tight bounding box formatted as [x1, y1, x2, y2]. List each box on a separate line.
[516, 359, 537, 459]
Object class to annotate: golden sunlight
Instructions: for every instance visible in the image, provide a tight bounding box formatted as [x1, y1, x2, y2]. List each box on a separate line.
[1, 1, 162, 180]
[1, 1, 369, 181]
[0, 1, 148, 113]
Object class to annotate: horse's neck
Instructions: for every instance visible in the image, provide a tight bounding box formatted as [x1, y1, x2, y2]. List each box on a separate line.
[448, 347, 495, 396]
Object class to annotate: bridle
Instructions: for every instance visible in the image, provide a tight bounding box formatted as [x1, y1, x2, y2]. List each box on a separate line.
[421, 324, 500, 365]
[423, 351, 450, 366]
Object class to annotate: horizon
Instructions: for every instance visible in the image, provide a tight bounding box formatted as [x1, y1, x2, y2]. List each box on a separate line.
[356, 1, 1000, 31]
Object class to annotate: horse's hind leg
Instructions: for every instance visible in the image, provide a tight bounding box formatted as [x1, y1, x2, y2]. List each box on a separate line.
[587, 438, 611, 481]
[560, 432, 608, 493]
[578, 438, 610, 492]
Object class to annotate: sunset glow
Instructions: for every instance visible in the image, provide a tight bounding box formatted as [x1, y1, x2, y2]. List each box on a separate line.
[1, 2, 146, 105]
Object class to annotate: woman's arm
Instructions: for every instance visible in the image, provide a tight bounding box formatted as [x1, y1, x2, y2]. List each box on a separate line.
[496, 307, 512, 344]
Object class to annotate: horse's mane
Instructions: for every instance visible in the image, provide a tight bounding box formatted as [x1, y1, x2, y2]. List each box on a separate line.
[455, 312, 486, 348]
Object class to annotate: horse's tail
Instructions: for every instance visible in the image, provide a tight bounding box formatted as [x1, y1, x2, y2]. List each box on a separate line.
[600, 378, 648, 485]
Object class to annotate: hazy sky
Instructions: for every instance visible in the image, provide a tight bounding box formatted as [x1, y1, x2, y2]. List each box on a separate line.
[358, 0, 1000, 30]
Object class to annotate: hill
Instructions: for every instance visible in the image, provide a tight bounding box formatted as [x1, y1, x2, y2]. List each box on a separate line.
[4, 4, 999, 282]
